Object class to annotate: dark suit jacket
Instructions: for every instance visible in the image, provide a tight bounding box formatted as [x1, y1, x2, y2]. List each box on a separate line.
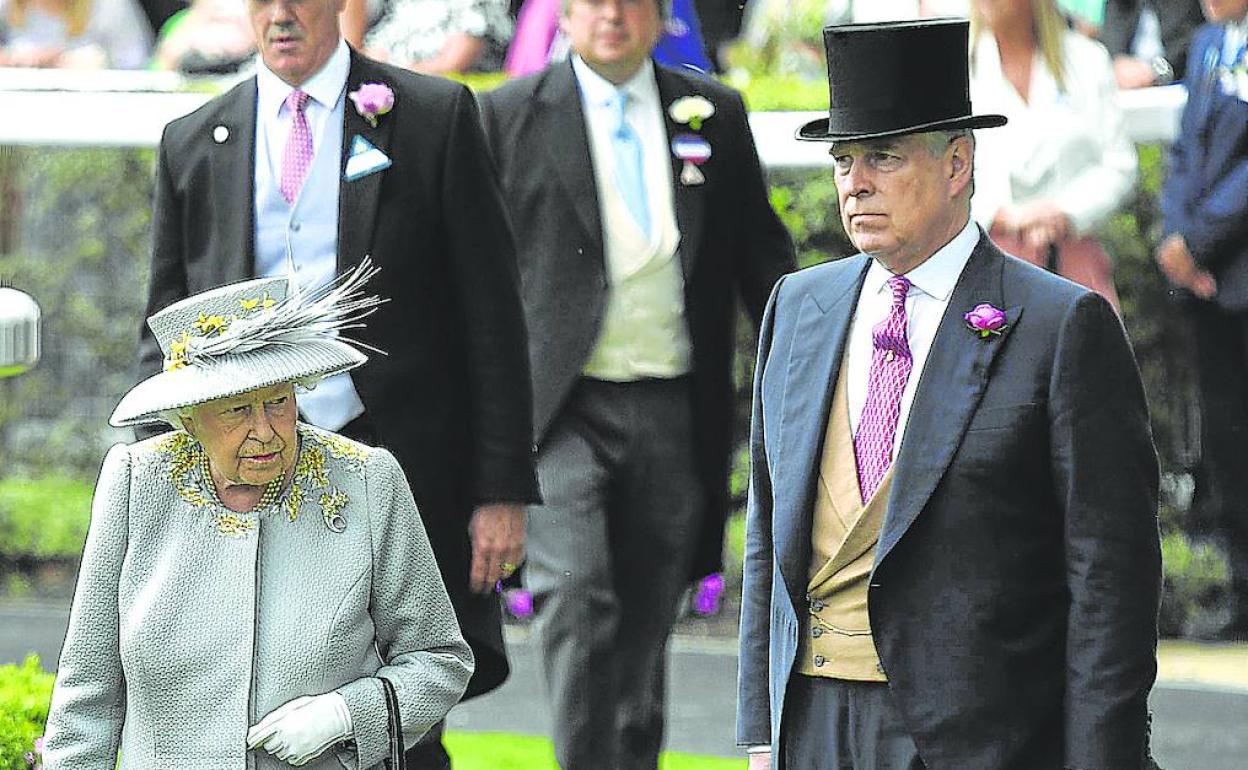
[478, 60, 795, 576]
[139, 49, 540, 697]
[1162, 22, 1248, 312]
[737, 235, 1161, 769]
[1101, 0, 1205, 82]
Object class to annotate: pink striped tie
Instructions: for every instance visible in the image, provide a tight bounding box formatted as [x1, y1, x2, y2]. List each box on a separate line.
[280, 89, 312, 204]
[854, 275, 913, 502]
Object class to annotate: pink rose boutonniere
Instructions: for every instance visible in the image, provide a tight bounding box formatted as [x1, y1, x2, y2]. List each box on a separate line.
[349, 82, 395, 128]
[964, 303, 1008, 338]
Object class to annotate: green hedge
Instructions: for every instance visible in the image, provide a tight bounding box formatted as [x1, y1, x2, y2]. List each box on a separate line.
[0, 476, 92, 564]
[0, 657, 52, 770]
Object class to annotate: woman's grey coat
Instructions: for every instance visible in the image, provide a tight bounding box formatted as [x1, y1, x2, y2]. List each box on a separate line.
[43, 424, 474, 769]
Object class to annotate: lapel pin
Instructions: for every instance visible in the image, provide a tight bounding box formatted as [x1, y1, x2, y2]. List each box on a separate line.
[672, 133, 711, 187]
[213, 125, 230, 144]
[680, 163, 706, 186]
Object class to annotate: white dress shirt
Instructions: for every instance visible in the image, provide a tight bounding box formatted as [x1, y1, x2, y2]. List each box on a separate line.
[970, 30, 1137, 236]
[846, 219, 979, 458]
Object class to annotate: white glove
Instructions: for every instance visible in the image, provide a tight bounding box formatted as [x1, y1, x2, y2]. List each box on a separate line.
[247, 692, 353, 766]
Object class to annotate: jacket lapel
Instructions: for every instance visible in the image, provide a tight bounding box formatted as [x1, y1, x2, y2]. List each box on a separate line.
[208, 79, 258, 281]
[876, 235, 1023, 566]
[537, 61, 602, 254]
[773, 257, 869, 611]
[655, 66, 705, 279]
[338, 51, 397, 274]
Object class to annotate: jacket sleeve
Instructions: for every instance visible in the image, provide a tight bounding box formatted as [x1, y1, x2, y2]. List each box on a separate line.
[1049, 292, 1161, 769]
[728, 90, 796, 325]
[133, 130, 190, 441]
[1099, 0, 1141, 60]
[736, 277, 784, 747]
[43, 445, 132, 770]
[1163, 26, 1248, 269]
[140, 130, 189, 381]
[439, 84, 541, 506]
[335, 448, 475, 768]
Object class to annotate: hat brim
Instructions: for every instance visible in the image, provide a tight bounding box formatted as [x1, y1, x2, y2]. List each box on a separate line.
[110, 340, 368, 427]
[796, 113, 1008, 142]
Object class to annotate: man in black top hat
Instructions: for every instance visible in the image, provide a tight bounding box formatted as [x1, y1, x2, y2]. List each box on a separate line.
[736, 19, 1162, 770]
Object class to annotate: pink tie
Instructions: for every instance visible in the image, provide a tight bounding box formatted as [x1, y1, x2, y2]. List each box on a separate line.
[854, 275, 913, 502]
[280, 89, 312, 204]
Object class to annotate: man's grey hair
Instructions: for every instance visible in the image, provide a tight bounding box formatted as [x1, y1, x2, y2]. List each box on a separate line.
[921, 128, 974, 157]
[923, 128, 976, 199]
[560, 0, 673, 19]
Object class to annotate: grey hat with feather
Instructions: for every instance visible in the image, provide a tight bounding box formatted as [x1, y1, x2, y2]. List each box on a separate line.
[111, 259, 384, 427]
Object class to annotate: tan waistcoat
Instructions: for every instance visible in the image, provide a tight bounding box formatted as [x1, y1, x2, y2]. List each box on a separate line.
[795, 361, 892, 682]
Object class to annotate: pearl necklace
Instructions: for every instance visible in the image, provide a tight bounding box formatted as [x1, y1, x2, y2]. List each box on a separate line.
[201, 452, 284, 512]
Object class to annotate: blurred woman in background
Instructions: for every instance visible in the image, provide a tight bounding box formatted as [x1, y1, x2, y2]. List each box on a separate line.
[970, 0, 1137, 311]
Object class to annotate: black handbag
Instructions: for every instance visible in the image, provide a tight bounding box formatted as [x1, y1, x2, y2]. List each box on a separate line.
[380, 677, 406, 770]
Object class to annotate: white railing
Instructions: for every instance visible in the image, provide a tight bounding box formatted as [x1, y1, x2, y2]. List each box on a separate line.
[0, 68, 1187, 166]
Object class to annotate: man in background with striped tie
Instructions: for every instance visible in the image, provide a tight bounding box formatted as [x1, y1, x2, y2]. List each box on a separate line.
[737, 19, 1162, 770]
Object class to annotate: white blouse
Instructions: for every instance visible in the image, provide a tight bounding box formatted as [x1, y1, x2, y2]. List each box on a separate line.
[969, 29, 1138, 237]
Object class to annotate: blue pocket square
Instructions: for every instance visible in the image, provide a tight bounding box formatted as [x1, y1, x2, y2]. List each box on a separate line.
[345, 135, 392, 181]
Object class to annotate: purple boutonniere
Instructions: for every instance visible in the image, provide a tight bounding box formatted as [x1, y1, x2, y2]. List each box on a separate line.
[964, 303, 1008, 338]
[348, 82, 394, 128]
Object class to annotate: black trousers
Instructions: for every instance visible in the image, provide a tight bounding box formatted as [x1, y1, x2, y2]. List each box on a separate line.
[780, 676, 924, 770]
[1188, 303, 1248, 627]
[339, 413, 453, 770]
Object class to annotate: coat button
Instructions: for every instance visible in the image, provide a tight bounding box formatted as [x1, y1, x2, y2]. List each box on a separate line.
[813, 655, 825, 667]
[811, 599, 825, 611]
[876, 662, 885, 674]
[812, 627, 823, 638]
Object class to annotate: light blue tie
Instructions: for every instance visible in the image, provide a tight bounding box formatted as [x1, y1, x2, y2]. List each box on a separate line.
[609, 90, 651, 237]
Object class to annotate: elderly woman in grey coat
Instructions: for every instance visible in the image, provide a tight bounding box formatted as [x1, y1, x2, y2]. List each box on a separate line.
[43, 264, 473, 769]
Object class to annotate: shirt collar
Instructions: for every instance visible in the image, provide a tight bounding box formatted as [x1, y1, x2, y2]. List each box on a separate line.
[863, 218, 980, 302]
[256, 38, 351, 120]
[1226, 15, 1248, 57]
[571, 55, 659, 112]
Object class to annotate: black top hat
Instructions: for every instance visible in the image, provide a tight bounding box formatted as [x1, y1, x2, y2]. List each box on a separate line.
[798, 18, 1007, 142]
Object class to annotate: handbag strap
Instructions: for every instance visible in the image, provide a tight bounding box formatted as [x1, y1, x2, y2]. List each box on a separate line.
[380, 676, 406, 770]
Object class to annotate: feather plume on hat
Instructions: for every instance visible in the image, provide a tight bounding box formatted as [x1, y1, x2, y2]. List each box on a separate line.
[173, 257, 387, 369]
[111, 258, 388, 427]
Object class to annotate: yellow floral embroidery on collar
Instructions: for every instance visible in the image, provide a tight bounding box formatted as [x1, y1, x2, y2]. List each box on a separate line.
[215, 513, 257, 537]
[282, 428, 367, 528]
[158, 425, 370, 537]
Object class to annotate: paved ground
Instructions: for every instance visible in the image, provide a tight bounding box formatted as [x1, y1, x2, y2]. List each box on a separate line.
[5, 603, 1246, 768]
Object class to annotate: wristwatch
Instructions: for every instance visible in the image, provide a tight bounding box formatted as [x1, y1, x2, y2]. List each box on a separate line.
[1150, 55, 1174, 85]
